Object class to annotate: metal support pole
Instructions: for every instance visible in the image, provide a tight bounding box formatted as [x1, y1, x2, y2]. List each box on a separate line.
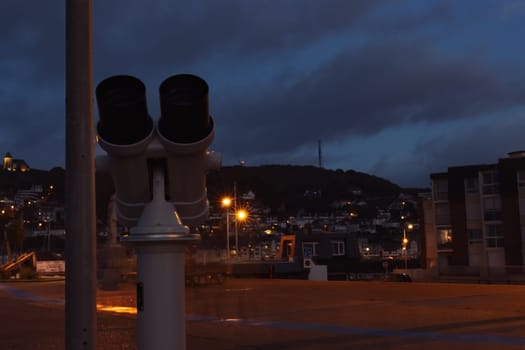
[122, 166, 198, 350]
[226, 208, 230, 259]
[235, 219, 238, 255]
[403, 228, 407, 270]
[234, 182, 238, 254]
[136, 244, 187, 349]
[47, 220, 51, 251]
[65, 0, 97, 348]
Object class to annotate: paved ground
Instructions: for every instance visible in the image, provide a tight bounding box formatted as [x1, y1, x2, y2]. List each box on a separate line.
[2, 278, 525, 349]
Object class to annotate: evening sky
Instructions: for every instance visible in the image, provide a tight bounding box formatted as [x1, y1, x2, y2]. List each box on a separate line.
[2, 1, 525, 187]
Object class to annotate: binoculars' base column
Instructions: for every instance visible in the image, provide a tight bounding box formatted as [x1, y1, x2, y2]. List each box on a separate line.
[135, 243, 187, 350]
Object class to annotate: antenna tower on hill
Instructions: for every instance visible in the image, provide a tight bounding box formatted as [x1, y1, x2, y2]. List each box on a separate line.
[318, 140, 323, 168]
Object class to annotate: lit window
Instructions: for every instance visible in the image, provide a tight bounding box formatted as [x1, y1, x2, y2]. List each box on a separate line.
[331, 240, 345, 256]
[437, 229, 453, 249]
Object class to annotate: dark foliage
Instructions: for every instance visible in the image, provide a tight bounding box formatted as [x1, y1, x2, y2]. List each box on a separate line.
[207, 165, 401, 217]
[1, 165, 403, 223]
[0, 167, 65, 203]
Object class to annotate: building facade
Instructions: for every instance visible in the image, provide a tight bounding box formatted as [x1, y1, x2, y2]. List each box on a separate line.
[425, 151, 525, 279]
[3, 152, 29, 172]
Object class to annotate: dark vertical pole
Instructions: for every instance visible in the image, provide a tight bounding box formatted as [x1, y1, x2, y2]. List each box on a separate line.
[317, 140, 321, 168]
[65, 0, 97, 349]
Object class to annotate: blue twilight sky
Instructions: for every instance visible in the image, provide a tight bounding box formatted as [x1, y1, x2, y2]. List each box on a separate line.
[2, 0, 525, 188]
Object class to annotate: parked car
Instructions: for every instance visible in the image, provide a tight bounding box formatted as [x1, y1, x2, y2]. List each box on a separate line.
[383, 273, 412, 282]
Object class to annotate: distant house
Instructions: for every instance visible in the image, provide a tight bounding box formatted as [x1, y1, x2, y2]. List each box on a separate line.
[3, 152, 30, 172]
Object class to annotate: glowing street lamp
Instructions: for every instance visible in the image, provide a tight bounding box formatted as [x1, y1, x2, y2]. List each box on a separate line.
[222, 197, 232, 208]
[236, 209, 247, 221]
[234, 209, 248, 253]
[402, 223, 413, 270]
[222, 197, 232, 259]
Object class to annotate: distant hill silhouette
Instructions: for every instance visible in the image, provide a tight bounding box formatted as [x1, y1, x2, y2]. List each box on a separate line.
[207, 165, 402, 217]
[1, 165, 408, 221]
[0, 167, 65, 202]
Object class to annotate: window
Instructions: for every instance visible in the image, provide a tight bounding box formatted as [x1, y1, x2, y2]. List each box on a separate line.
[518, 170, 525, 187]
[433, 179, 448, 201]
[520, 197, 525, 216]
[302, 242, 320, 257]
[483, 170, 498, 184]
[483, 196, 502, 221]
[486, 223, 504, 248]
[465, 177, 479, 194]
[437, 229, 453, 249]
[484, 196, 501, 210]
[330, 240, 345, 256]
[465, 201, 481, 221]
[482, 170, 499, 195]
[468, 229, 482, 244]
[435, 204, 451, 226]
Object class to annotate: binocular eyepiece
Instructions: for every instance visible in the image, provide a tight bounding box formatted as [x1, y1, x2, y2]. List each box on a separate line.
[95, 74, 220, 229]
[97, 74, 213, 146]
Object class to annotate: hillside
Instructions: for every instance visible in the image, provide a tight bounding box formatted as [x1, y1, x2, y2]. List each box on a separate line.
[207, 165, 402, 217]
[0, 167, 65, 202]
[1, 165, 404, 220]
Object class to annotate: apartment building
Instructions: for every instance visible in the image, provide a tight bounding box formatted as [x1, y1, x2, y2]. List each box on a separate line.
[424, 151, 525, 279]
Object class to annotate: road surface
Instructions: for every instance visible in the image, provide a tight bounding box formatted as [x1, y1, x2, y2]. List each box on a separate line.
[1, 278, 525, 349]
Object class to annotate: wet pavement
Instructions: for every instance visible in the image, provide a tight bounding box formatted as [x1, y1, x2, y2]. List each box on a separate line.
[2, 278, 525, 349]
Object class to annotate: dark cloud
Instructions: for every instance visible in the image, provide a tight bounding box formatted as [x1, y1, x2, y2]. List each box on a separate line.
[1, 2, 64, 83]
[92, 0, 383, 68]
[374, 115, 525, 187]
[2, 0, 525, 187]
[214, 40, 525, 159]
[1, 1, 64, 169]
[364, 1, 456, 34]
[420, 117, 525, 168]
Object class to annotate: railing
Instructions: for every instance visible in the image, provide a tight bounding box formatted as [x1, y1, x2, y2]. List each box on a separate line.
[0, 252, 36, 273]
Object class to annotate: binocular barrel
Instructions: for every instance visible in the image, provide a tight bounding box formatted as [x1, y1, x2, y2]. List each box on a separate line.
[158, 74, 213, 144]
[96, 75, 153, 145]
[95, 74, 219, 229]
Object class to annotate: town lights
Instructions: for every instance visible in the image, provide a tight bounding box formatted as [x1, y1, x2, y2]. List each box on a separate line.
[234, 208, 248, 254]
[222, 197, 232, 208]
[95, 73, 221, 350]
[236, 209, 248, 221]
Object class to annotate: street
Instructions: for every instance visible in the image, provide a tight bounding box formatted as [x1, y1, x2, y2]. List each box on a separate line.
[1, 278, 525, 349]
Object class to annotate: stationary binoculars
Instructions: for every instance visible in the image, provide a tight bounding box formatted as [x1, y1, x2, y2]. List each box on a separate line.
[95, 74, 221, 229]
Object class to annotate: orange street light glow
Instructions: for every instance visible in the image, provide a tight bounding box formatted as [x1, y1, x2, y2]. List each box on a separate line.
[236, 209, 248, 221]
[222, 197, 232, 207]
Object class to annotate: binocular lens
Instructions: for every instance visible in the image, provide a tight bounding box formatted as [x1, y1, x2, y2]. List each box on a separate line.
[96, 75, 153, 145]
